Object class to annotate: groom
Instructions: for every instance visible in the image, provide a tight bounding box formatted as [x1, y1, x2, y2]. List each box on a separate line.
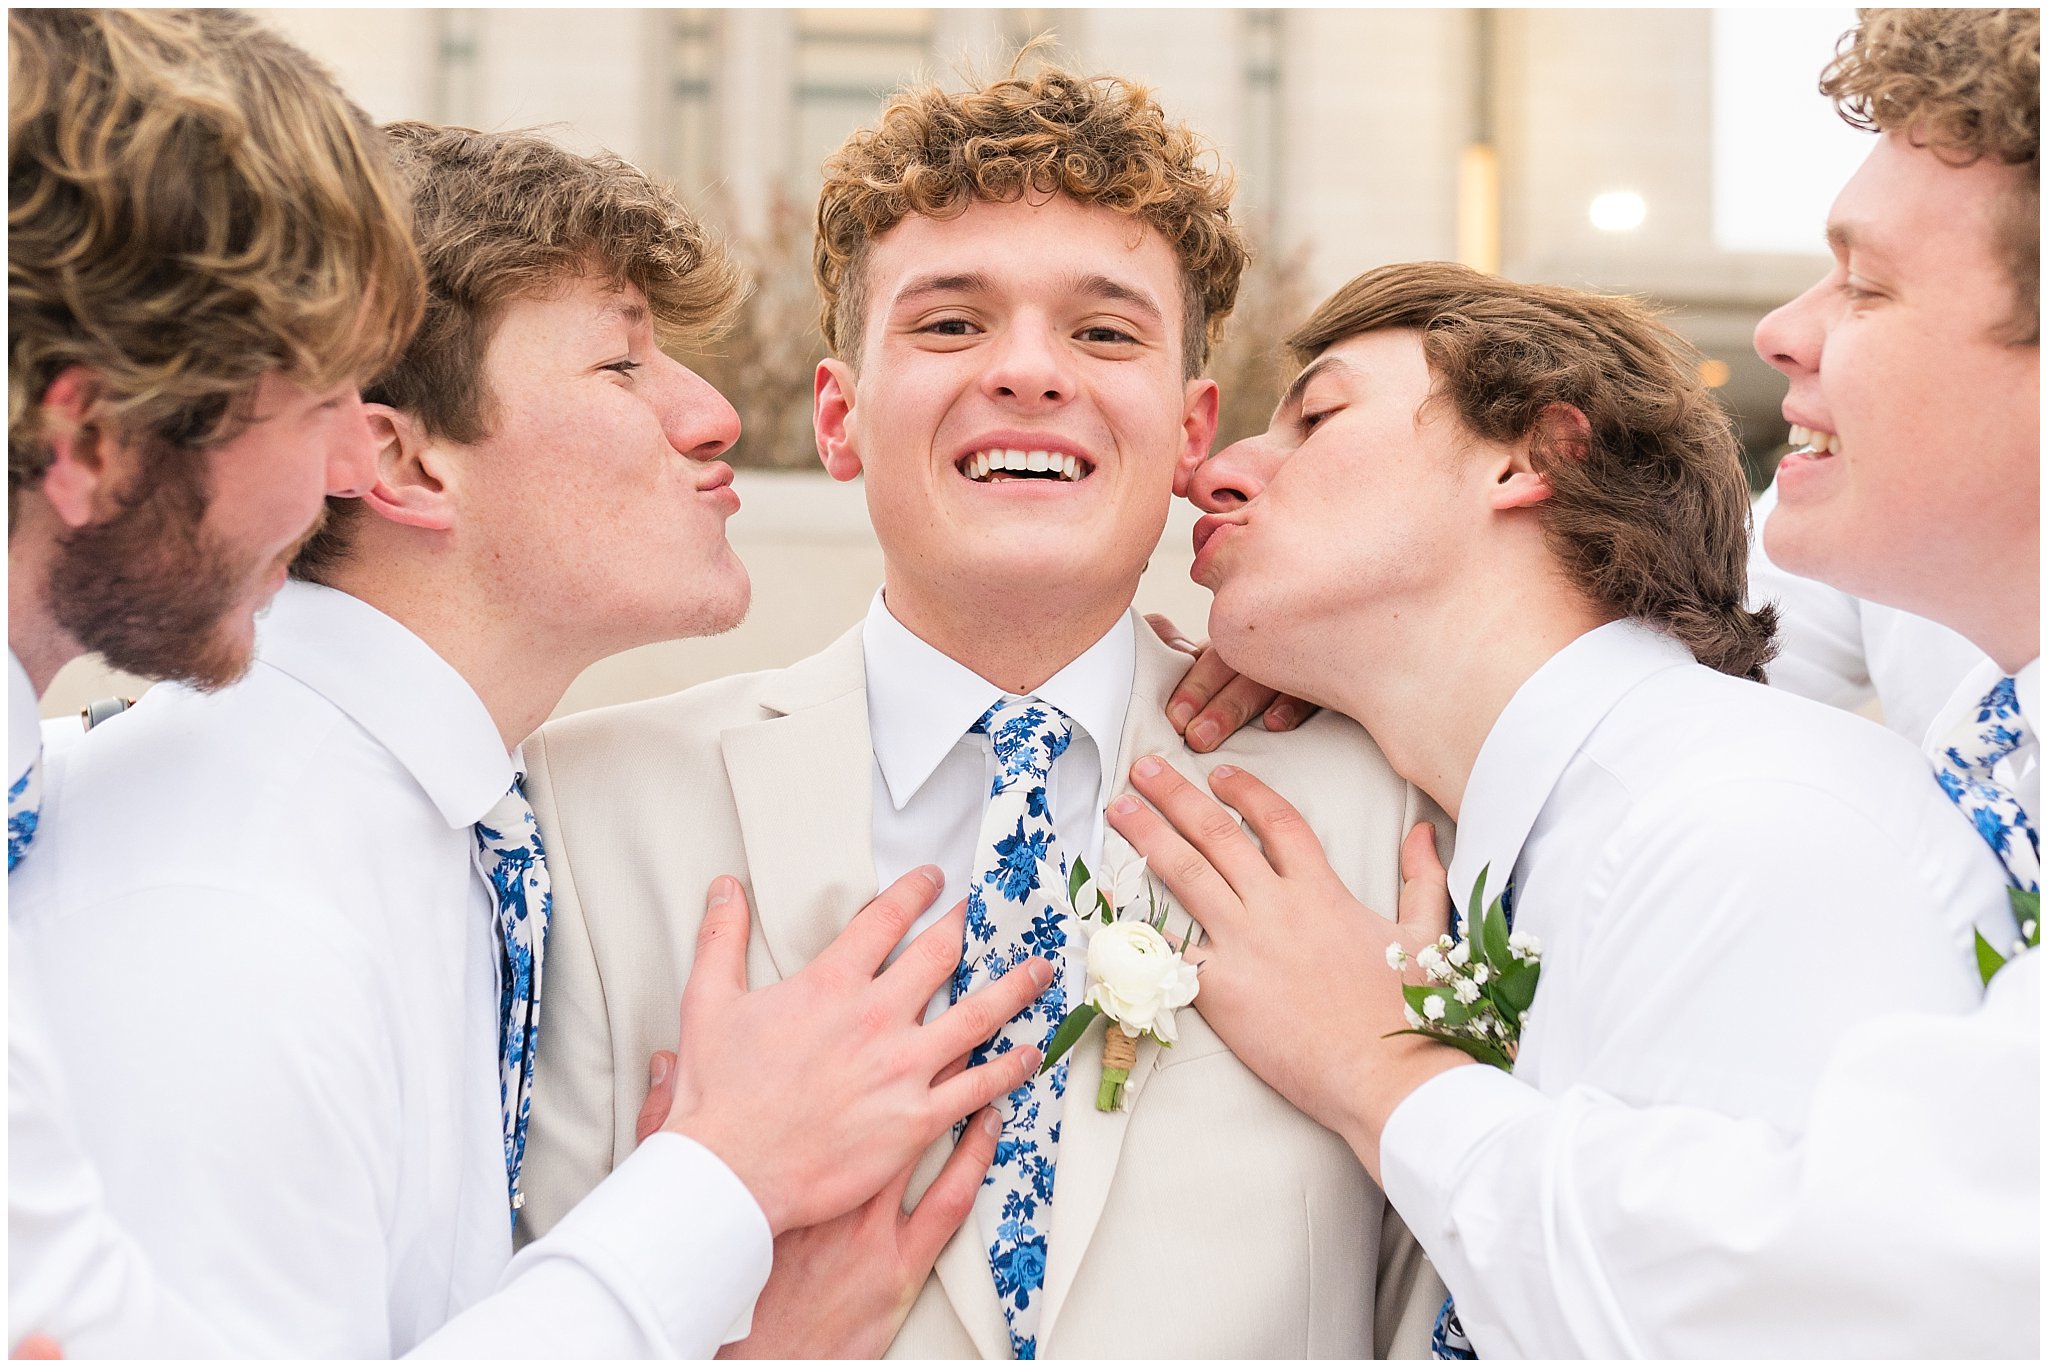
[518, 64, 1445, 1358]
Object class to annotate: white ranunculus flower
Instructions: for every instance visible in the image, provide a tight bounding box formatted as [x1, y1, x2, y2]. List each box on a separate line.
[1083, 920, 1199, 1042]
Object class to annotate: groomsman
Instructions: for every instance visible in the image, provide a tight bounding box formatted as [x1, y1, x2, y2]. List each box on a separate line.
[10, 115, 1052, 1355]
[1122, 6, 2039, 1355]
[8, 9, 421, 1353]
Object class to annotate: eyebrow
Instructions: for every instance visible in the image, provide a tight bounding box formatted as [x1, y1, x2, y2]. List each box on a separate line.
[1064, 272, 1164, 326]
[892, 271, 997, 308]
[601, 299, 651, 328]
[1275, 355, 1355, 417]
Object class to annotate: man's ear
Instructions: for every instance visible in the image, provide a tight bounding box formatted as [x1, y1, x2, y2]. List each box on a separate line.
[35, 365, 135, 529]
[1492, 403, 1586, 511]
[358, 404, 456, 532]
[814, 359, 863, 482]
[1174, 378, 1221, 499]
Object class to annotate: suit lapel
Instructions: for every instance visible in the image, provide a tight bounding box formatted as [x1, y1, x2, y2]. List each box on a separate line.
[721, 627, 878, 980]
[1036, 628, 1187, 1350]
[726, 626, 1013, 1355]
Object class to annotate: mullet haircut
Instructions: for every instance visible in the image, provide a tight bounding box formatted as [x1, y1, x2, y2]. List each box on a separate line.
[1289, 262, 1778, 683]
[8, 7, 423, 515]
[813, 59, 1247, 378]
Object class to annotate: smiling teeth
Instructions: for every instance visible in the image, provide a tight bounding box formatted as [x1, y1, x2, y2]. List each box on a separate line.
[1787, 423, 1842, 455]
[968, 449, 1084, 481]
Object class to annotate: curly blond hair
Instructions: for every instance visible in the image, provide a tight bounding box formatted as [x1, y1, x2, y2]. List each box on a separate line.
[814, 63, 1247, 377]
[9, 8, 424, 510]
[1289, 262, 1777, 683]
[1823, 8, 2039, 341]
[293, 122, 746, 580]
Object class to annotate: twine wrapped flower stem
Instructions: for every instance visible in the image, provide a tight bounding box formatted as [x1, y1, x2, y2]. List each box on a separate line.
[1039, 855, 1199, 1111]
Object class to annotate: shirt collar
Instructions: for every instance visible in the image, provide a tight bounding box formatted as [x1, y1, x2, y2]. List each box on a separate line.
[2015, 658, 2041, 739]
[1447, 619, 1694, 914]
[256, 580, 513, 828]
[862, 589, 1136, 811]
[8, 651, 38, 792]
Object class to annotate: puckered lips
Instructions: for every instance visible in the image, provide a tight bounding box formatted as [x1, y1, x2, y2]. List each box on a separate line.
[955, 433, 1097, 489]
[695, 458, 740, 513]
[1190, 511, 1244, 583]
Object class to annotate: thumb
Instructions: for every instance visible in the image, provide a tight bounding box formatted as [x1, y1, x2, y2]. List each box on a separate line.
[681, 875, 752, 1030]
[635, 1051, 677, 1145]
[1397, 822, 1452, 940]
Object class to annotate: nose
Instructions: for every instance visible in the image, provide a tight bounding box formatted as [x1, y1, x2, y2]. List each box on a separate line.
[325, 392, 378, 498]
[1188, 433, 1278, 512]
[665, 360, 742, 461]
[980, 317, 1073, 409]
[1754, 275, 1830, 380]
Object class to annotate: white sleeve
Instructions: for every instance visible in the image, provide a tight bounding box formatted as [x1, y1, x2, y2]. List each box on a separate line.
[25, 888, 405, 1357]
[1748, 481, 1877, 709]
[7, 940, 227, 1357]
[1382, 953, 2039, 1358]
[412, 1134, 771, 1358]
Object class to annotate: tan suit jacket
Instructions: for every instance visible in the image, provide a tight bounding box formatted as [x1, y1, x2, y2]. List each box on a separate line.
[519, 622, 1450, 1357]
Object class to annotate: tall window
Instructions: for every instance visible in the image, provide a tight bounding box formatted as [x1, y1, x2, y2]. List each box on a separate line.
[793, 9, 937, 183]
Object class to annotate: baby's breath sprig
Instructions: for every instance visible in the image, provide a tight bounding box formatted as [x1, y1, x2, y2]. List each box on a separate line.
[1383, 865, 1540, 1070]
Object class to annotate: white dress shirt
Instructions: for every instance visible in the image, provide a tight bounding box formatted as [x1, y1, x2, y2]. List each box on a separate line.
[863, 590, 1135, 1000]
[1750, 480, 1991, 742]
[9, 583, 769, 1356]
[9, 650, 230, 1356]
[1384, 619, 2007, 1356]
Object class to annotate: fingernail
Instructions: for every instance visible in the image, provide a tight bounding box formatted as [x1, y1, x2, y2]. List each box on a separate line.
[1211, 764, 1237, 780]
[1134, 754, 1164, 778]
[917, 863, 944, 889]
[1188, 721, 1219, 751]
[649, 1054, 671, 1086]
[1109, 795, 1140, 817]
[1167, 701, 1194, 729]
[980, 1110, 1003, 1138]
[708, 876, 735, 906]
[1265, 704, 1293, 729]
[1028, 958, 1053, 988]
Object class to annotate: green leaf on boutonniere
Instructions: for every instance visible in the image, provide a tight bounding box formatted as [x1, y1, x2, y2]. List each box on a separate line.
[1038, 1003, 1100, 1074]
[2009, 888, 2041, 946]
[1480, 893, 1512, 974]
[1068, 857, 1091, 907]
[1976, 929, 2011, 985]
[1386, 1028, 1514, 1071]
[1493, 960, 1540, 1015]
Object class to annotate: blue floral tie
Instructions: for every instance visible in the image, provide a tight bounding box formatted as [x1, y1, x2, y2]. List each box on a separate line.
[953, 696, 1072, 1360]
[473, 777, 552, 1228]
[1932, 675, 2039, 893]
[1432, 875, 1516, 1361]
[7, 749, 40, 874]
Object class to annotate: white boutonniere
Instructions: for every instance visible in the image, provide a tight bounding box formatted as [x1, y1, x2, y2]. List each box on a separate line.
[1385, 865, 1541, 1070]
[1039, 852, 1199, 1110]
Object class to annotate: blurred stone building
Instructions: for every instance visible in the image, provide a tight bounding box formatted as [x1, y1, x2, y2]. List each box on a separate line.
[42, 8, 1867, 717]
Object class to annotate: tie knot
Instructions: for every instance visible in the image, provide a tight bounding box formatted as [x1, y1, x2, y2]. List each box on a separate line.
[476, 777, 537, 851]
[972, 696, 1074, 789]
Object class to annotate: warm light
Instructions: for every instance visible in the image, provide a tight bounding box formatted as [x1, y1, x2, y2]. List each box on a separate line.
[1588, 191, 1647, 232]
[1698, 359, 1731, 388]
[1456, 144, 1501, 275]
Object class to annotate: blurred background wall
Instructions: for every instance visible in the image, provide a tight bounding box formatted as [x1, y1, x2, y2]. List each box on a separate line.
[41, 7, 1869, 722]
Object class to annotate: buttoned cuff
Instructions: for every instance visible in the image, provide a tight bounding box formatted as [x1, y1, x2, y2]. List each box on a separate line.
[1381, 1064, 1550, 1263]
[511, 1133, 772, 1353]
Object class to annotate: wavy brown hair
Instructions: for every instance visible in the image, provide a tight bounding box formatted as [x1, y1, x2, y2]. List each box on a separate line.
[293, 121, 745, 580]
[1289, 262, 1778, 683]
[814, 61, 1247, 378]
[8, 8, 423, 514]
[1823, 8, 2040, 342]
